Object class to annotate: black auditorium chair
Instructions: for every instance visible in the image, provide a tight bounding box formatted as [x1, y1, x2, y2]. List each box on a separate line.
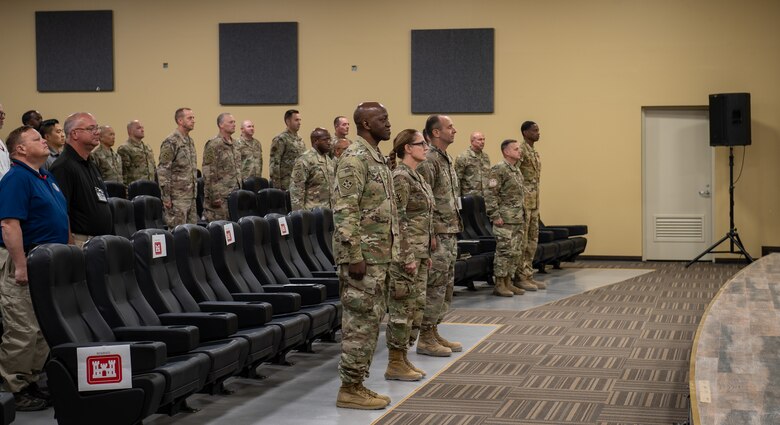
[132, 228, 278, 377]
[242, 176, 270, 193]
[196, 177, 205, 221]
[84, 236, 247, 394]
[256, 188, 289, 216]
[128, 179, 162, 199]
[228, 189, 259, 222]
[104, 180, 127, 199]
[28, 243, 209, 423]
[458, 195, 497, 253]
[109, 197, 138, 239]
[0, 392, 13, 425]
[173, 224, 303, 364]
[209, 220, 336, 351]
[266, 213, 337, 279]
[133, 195, 167, 231]
[240, 216, 341, 333]
[541, 220, 588, 262]
[471, 195, 495, 238]
[289, 210, 336, 273]
[311, 207, 335, 265]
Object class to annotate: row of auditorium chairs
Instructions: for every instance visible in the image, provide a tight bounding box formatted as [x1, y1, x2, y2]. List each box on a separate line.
[27, 212, 342, 425]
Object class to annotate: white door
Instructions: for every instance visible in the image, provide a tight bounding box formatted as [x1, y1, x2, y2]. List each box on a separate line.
[643, 108, 713, 261]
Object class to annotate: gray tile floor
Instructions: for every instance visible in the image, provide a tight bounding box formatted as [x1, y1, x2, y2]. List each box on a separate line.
[19, 267, 651, 425]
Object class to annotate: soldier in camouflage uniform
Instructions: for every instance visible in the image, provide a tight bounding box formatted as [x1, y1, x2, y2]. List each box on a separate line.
[237, 120, 263, 179]
[332, 137, 351, 160]
[118, 120, 156, 185]
[334, 102, 398, 410]
[416, 115, 464, 357]
[289, 128, 334, 211]
[157, 108, 198, 228]
[202, 113, 242, 221]
[384, 129, 434, 382]
[91, 125, 123, 183]
[485, 139, 532, 296]
[330, 115, 351, 158]
[269, 109, 304, 190]
[454, 131, 491, 198]
[518, 121, 545, 289]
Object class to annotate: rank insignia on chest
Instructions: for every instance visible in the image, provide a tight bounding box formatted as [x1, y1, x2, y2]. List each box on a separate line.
[341, 179, 353, 190]
[488, 178, 498, 188]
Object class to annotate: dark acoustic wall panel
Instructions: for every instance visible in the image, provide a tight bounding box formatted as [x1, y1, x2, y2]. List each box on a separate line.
[411, 28, 494, 114]
[36, 10, 114, 92]
[219, 22, 298, 105]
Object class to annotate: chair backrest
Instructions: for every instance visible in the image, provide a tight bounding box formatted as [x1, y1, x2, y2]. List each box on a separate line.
[265, 213, 313, 279]
[132, 229, 203, 315]
[28, 244, 118, 346]
[289, 210, 327, 272]
[109, 197, 138, 238]
[133, 195, 167, 231]
[256, 188, 289, 217]
[228, 189, 259, 222]
[196, 177, 205, 219]
[104, 180, 127, 199]
[173, 224, 235, 303]
[459, 195, 481, 239]
[312, 207, 334, 264]
[208, 220, 267, 294]
[84, 235, 163, 328]
[472, 195, 494, 237]
[239, 216, 285, 285]
[242, 176, 269, 193]
[301, 209, 333, 269]
[128, 179, 162, 199]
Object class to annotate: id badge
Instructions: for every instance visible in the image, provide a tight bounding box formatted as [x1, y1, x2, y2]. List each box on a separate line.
[95, 187, 108, 203]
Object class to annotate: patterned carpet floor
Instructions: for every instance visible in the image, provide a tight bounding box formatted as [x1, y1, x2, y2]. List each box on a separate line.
[374, 261, 744, 425]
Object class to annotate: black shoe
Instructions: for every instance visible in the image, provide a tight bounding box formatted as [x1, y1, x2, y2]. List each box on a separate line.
[27, 382, 52, 406]
[13, 391, 48, 411]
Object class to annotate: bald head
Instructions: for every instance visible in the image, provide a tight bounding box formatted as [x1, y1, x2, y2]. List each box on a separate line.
[241, 120, 255, 138]
[470, 131, 485, 152]
[127, 120, 145, 141]
[99, 125, 116, 148]
[353, 102, 391, 145]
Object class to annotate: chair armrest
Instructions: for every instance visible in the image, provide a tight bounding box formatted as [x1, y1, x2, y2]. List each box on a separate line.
[198, 301, 273, 327]
[113, 325, 199, 355]
[311, 270, 337, 278]
[262, 284, 326, 305]
[231, 292, 301, 314]
[287, 277, 339, 298]
[158, 312, 238, 342]
[544, 224, 588, 236]
[51, 341, 167, 375]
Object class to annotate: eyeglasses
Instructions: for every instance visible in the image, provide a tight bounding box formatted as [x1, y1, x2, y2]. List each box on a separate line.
[73, 126, 100, 133]
[409, 142, 428, 147]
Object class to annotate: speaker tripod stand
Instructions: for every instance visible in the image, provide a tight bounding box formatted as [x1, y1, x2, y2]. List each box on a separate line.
[685, 147, 753, 268]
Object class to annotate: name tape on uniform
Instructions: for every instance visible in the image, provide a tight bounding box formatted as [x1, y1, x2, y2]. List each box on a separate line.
[77, 345, 132, 391]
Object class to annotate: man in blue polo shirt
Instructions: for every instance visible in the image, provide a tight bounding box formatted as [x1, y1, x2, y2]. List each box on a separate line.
[0, 125, 68, 411]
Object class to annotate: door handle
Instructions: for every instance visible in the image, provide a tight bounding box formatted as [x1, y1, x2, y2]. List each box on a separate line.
[698, 190, 711, 197]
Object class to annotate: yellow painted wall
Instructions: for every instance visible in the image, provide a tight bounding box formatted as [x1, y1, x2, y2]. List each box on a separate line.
[1, 0, 779, 257]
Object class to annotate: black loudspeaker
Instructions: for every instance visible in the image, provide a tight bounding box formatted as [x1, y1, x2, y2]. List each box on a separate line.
[709, 93, 751, 146]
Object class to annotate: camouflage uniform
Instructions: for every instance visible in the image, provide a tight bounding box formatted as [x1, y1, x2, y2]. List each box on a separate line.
[417, 145, 463, 326]
[519, 140, 541, 280]
[289, 147, 334, 211]
[237, 136, 263, 179]
[157, 129, 198, 228]
[333, 136, 398, 384]
[202, 136, 242, 221]
[387, 162, 434, 350]
[269, 130, 304, 190]
[484, 159, 526, 277]
[91, 144, 123, 183]
[454, 148, 491, 198]
[117, 138, 156, 185]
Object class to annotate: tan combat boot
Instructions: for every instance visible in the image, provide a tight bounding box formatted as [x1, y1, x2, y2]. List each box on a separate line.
[493, 276, 514, 297]
[505, 276, 526, 295]
[336, 382, 388, 410]
[385, 349, 423, 381]
[357, 382, 391, 403]
[416, 326, 452, 357]
[528, 278, 546, 289]
[433, 325, 462, 352]
[402, 350, 426, 377]
[514, 277, 538, 291]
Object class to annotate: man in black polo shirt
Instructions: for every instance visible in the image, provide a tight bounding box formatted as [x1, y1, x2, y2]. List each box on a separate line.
[50, 112, 112, 247]
[0, 125, 69, 410]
